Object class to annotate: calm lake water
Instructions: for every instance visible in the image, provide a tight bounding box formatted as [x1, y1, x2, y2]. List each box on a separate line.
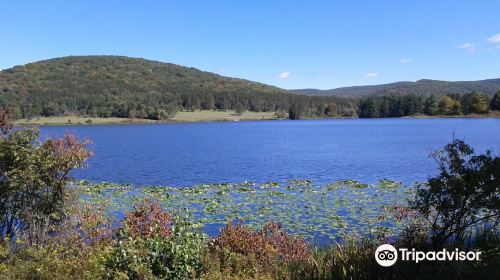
[39, 118, 500, 186]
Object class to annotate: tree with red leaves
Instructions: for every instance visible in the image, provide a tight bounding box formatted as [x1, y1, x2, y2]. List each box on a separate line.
[0, 108, 13, 135]
[0, 108, 93, 245]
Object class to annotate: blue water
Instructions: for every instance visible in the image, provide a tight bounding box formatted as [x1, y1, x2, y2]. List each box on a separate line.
[39, 118, 500, 186]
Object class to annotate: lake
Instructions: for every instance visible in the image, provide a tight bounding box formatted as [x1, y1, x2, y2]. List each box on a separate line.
[39, 118, 500, 187]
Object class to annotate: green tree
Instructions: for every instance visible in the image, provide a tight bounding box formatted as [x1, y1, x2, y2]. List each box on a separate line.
[470, 93, 489, 114]
[439, 96, 461, 115]
[0, 108, 92, 245]
[460, 92, 475, 115]
[423, 94, 439, 115]
[411, 139, 500, 249]
[288, 102, 305, 120]
[490, 91, 500, 111]
[105, 201, 206, 280]
[234, 102, 246, 116]
[358, 98, 378, 118]
[324, 103, 337, 117]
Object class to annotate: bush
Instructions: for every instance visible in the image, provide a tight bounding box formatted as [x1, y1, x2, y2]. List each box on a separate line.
[124, 200, 172, 238]
[0, 198, 114, 280]
[287, 239, 378, 280]
[410, 139, 500, 248]
[209, 221, 310, 277]
[105, 201, 206, 280]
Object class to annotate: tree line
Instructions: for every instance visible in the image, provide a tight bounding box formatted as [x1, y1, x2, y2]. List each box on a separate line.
[3, 83, 499, 121]
[4, 89, 499, 121]
[358, 91, 500, 118]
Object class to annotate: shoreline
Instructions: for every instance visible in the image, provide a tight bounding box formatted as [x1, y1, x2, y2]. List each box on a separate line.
[13, 110, 500, 126]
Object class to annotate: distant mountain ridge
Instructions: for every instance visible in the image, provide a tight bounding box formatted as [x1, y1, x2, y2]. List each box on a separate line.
[292, 78, 500, 97]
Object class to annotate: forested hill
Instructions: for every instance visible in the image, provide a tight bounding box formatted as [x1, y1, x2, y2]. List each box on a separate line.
[292, 78, 500, 97]
[1, 56, 339, 120]
[1, 56, 499, 121]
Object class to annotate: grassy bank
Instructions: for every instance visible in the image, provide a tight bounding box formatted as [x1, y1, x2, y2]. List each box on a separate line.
[13, 110, 500, 126]
[172, 110, 278, 122]
[13, 110, 279, 126]
[13, 116, 158, 125]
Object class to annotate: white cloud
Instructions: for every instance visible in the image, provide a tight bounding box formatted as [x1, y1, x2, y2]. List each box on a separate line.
[365, 72, 380, 78]
[399, 58, 412, 64]
[458, 43, 476, 52]
[217, 68, 226, 74]
[277, 71, 291, 79]
[487, 33, 500, 44]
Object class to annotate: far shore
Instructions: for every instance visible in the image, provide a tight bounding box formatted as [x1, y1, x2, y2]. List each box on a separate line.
[13, 110, 500, 126]
[13, 110, 280, 126]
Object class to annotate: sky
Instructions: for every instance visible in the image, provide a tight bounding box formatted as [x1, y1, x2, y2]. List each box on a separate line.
[1, 0, 500, 90]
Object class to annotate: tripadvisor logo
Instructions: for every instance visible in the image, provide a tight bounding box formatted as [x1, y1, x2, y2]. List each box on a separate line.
[375, 244, 482, 267]
[375, 244, 398, 267]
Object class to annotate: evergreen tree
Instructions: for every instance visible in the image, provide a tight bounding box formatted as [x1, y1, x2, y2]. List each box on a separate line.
[358, 98, 378, 118]
[491, 91, 500, 111]
[424, 95, 439, 115]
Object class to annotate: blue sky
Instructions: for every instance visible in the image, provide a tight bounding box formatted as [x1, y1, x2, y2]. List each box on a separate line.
[1, 0, 500, 89]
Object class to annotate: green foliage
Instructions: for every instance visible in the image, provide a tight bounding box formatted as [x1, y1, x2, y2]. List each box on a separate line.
[0, 200, 114, 280]
[423, 94, 439, 115]
[470, 93, 489, 113]
[359, 94, 426, 118]
[1, 56, 495, 120]
[105, 202, 206, 280]
[0, 110, 92, 245]
[288, 103, 305, 120]
[234, 103, 247, 116]
[461, 92, 489, 114]
[358, 98, 378, 118]
[0, 245, 88, 280]
[490, 91, 500, 111]
[411, 139, 500, 248]
[0, 56, 354, 120]
[324, 103, 337, 117]
[287, 240, 378, 280]
[439, 95, 462, 115]
[352, 91, 495, 118]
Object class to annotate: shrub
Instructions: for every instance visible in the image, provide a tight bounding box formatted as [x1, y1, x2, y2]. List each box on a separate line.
[0, 197, 114, 280]
[105, 201, 206, 280]
[410, 139, 500, 248]
[124, 200, 172, 238]
[209, 221, 310, 277]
